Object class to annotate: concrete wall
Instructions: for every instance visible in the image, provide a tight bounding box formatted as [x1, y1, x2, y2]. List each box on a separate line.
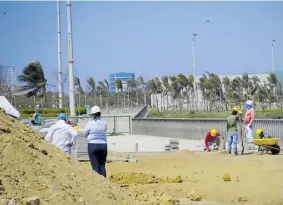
[133, 105, 148, 118]
[132, 118, 283, 147]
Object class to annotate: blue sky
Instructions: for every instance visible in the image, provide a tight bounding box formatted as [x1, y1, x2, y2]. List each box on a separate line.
[0, 1, 282, 90]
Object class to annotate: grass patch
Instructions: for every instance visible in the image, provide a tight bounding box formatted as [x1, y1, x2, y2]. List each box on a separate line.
[149, 109, 283, 119]
[19, 107, 86, 118]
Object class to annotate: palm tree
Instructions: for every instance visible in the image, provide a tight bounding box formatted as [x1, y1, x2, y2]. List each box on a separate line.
[266, 73, 283, 107]
[161, 76, 170, 111]
[177, 74, 190, 109]
[169, 76, 182, 111]
[87, 77, 96, 106]
[148, 79, 157, 110]
[115, 78, 123, 111]
[127, 77, 137, 107]
[18, 61, 49, 107]
[198, 74, 210, 111]
[74, 76, 85, 107]
[241, 73, 249, 100]
[154, 77, 163, 111]
[98, 80, 110, 111]
[188, 75, 194, 108]
[137, 75, 146, 105]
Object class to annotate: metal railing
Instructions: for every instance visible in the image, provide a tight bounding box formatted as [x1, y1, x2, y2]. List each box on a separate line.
[132, 118, 283, 147]
[20, 115, 132, 134]
[75, 116, 132, 134]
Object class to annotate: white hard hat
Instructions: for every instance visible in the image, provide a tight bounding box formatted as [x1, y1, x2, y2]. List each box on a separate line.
[91, 106, 101, 114]
[246, 100, 253, 105]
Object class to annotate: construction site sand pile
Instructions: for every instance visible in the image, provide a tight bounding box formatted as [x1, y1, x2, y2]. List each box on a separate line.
[0, 112, 141, 205]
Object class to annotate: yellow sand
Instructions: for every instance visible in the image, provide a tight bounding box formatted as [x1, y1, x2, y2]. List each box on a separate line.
[102, 150, 283, 205]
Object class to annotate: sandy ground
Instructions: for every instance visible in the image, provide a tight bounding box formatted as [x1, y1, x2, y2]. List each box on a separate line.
[83, 150, 283, 205]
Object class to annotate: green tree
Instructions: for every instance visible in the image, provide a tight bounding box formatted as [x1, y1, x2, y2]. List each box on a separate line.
[137, 75, 146, 105]
[161, 76, 170, 111]
[177, 74, 190, 109]
[87, 77, 96, 106]
[18, 61, 48, 106]
[115, 78, 123, 110]
[127, 77, 137, 106]
[148, 78, 157, 110]
[74, 76, 85, 107]
[169, 76, 182, 111]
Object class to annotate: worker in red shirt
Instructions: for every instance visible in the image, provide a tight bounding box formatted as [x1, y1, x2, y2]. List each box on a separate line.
[204, 129, 221, 152]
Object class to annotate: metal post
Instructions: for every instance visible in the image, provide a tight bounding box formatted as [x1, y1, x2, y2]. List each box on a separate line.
[192, 34, 197, 110]
[57, 0, 63, 108]
[272, 39, 276, 74]
[67, 0, 76, 117]
[129, 116, 132, 133]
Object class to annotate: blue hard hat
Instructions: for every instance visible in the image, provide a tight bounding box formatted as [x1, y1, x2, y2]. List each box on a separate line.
[58, 113, 67, 120]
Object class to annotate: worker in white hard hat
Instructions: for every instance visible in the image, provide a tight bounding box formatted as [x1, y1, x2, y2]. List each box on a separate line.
[244, 100, 255, 149]
[84, 106, 108, 178]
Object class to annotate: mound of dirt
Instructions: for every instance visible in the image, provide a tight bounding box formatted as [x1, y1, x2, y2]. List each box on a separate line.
[109, 173, 182, 185]
[0, 113, 139, 205]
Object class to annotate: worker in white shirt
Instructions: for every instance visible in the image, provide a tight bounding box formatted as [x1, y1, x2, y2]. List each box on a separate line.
[84, 106, 108, 177]
[45, 113, 78, 155]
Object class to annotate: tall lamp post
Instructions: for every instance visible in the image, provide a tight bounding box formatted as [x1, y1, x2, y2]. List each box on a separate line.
[192, 33, 197, 109]
[272, 39, 276, 74]
[67, 0, 76, 117]
[57, 0, 63, 108]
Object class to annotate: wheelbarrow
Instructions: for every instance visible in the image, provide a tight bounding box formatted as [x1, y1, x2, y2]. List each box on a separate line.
[252, 138, 281, 155]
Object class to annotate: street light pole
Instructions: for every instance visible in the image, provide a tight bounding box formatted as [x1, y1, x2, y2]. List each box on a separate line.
[192, 33, 197, 110]
[57, 0, 63, 108]
[272, 39, 276, 74]
[67, 0, 76, 116]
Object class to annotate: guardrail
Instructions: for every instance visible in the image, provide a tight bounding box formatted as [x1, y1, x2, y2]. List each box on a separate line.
[21, 115, 132, 135]
[76, 116, 132, 134]
[132, 118, 283, 148]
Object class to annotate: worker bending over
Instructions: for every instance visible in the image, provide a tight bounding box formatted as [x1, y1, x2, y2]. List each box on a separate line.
[31, 110, 41, 126]
[45, 113, 78, 155]
[204, 129, 221, 152]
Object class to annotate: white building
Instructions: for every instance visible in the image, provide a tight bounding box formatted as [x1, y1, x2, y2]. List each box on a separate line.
[0, 65, 16, 91]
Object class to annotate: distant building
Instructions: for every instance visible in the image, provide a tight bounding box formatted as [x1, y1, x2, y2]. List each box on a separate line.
[109, 72, 135, 93]
[0, 65, 16, 91]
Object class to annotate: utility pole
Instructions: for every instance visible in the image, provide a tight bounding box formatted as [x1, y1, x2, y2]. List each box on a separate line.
[272, 39, 276, 74]
[67, 0, 76, 116]
[57, 0, 63, 108]
[192, 33, 197, 110]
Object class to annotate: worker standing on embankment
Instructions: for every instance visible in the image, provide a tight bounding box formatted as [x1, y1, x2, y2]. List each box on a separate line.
[244, 100, 255, 149]
[84, 106, 108, 178]
[45, 113, 78, 155]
